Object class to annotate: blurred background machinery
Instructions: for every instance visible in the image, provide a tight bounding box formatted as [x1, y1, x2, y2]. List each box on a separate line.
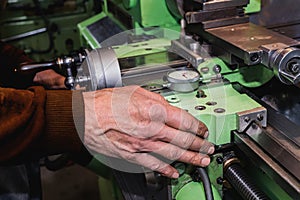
[2, 0, 300, 200]
[0, 0, 98, 61]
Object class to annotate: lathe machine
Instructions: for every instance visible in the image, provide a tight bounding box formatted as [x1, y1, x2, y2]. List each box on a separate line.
[16, 0, 300, 199]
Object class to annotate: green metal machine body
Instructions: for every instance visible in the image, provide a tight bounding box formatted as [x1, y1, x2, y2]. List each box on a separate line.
[1, 0, 298, 199]
[78, 0, 300, 200]
[102, 0, 180, 30]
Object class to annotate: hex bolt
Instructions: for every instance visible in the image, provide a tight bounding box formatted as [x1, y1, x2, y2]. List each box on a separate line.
[257, 114, 264, 121]
[216, 156, 223, 164]
[216, 177, 224, 185]
[250, 53, 259, 62]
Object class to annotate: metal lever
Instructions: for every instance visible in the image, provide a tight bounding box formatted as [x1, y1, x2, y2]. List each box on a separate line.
[18, 61, 57, 72]
[16, 49, 87, 89]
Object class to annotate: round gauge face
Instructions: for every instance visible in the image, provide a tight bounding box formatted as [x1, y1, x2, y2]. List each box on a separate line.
[167, 69, 200, 83]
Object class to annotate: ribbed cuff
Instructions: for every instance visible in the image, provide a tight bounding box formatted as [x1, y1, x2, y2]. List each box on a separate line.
[40, 89, 83, 155]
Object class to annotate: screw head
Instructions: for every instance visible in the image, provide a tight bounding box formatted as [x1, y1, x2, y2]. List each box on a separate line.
[244, 116, 250, 123]
[257, 114, 264, 121]
[213, 65, 222, 73]
[250, 53, 259, 62]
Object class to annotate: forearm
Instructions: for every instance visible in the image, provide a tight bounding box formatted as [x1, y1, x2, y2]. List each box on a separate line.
[0, 86, 82, 163]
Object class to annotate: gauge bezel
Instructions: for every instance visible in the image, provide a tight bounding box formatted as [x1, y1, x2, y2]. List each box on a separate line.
[165, 68, 201, 92]
[166, 69, 200, 84]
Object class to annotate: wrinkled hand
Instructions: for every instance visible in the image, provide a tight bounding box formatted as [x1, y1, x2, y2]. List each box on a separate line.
[33, 69, 66, 89]
[83, 86, 214, 178]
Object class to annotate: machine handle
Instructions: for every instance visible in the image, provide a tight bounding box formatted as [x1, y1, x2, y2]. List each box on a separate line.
[18, 61, 57, 72]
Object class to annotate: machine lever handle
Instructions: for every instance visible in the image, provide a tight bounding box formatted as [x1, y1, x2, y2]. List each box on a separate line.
[18, 61, 57, 72]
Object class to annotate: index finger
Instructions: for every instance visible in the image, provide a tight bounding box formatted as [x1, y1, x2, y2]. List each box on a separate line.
[165, 105, 208, 138]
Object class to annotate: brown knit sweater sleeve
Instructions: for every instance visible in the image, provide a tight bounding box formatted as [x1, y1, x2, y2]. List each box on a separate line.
[0, 86, 83, 163]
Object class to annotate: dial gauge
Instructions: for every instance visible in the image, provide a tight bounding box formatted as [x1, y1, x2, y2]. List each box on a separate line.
[167, 69, 200, 82]
[165, 69, 200, 92]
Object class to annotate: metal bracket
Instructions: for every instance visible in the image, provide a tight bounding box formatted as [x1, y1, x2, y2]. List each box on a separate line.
[169, 39, 205, 68]
[236, 107, 267, 132]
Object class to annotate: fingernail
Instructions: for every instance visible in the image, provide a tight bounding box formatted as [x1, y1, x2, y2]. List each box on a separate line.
[201, 157, 210, 166]
[204, 131, 209, 138]
[172, 172, 179, 179]
[208, 146, 215, 154]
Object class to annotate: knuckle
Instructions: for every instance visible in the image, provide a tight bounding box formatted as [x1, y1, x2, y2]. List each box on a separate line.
[181, 133, 195, 148]
[148, 162, 168, 173]
[169, 149, 182, 160]
[150, 104, 165, 118]
[132, 139, 146, 151]
[182, 118, 193, 130]
[149, 163, 162, 171]
[190, 155, 201, 165]
[135, 118, 151, 130]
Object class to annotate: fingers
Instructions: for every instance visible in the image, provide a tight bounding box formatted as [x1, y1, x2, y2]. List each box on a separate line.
[118, 139, 211, 178]
[153, 124, 214, 153]
[133, 86, 209, 138]
[106, 130, 213, 167]
[106, 127, 214, 155]
[165, 105, 208, 138]
[142, 140, 212, 167]
[87, 86, 214, 179]
[33, 69, 66, 89]
[85, 130, 179, 178]
[104, 130, 179, 178]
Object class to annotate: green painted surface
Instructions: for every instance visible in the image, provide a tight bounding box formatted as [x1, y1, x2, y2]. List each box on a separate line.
[164, 84, 261, 144]
[245, 0, 261, 14]
[104, 0, 180, 30]
[78, 10, 286, 198]
[224, 64, 274, 88]
[198, 58, 274, 88]
[175, 180, 221, 200]
[122, 0, 137, 9]
[114, 38, 172, 58]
